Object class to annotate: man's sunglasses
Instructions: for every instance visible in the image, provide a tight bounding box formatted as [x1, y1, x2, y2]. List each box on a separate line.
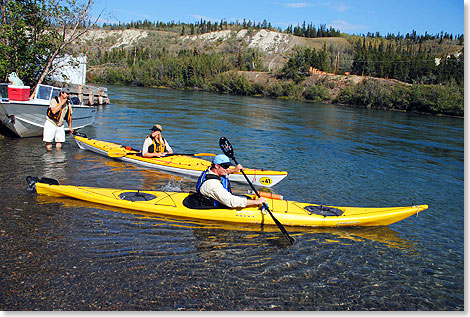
[219, 163, 231, 169]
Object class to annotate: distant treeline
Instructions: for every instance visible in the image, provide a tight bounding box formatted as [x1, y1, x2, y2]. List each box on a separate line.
[89, 47, 263, 87]
[91, 46, 264, 73]
[100, 18, 282, 35]
[365, 30, 464, 45]
[94, 18, 463, 44]
[99, 19, 341, 38]
[284, 22, 341, 38]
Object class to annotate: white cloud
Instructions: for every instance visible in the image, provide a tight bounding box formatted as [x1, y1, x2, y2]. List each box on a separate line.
[330, 19, 368, 32]
[191, 14, 221, 22]
[286, 2, 310, 8]
[323, 2, 352, 12]
[335, 4, 349, 12]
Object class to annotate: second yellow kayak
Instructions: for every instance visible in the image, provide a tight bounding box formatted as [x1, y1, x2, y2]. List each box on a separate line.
[74, 135, 287, 187]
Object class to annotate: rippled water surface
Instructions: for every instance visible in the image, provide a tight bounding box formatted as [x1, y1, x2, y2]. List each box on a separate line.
[0, 85, 464, 310]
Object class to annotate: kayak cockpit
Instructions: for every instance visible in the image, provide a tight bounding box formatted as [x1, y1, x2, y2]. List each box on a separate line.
[182, 192, 231, 209]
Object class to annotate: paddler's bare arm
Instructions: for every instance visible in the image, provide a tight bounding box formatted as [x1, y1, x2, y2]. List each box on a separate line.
[226, 164, 243, 175]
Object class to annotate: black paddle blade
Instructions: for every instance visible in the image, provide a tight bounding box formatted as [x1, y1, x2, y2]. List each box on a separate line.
[72, 130, 87, 138]
[264, 206, 295, 245]
[26, 176, 40, 192]
[26, 176, 59, 192]
[219, 137, 234, 158]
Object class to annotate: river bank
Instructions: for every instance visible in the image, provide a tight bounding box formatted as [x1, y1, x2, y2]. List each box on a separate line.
[211, 70, 464, 117]
[89, 68, 463, 117]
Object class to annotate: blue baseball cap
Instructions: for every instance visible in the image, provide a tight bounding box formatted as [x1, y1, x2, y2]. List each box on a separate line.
[213, 154, 231, 165]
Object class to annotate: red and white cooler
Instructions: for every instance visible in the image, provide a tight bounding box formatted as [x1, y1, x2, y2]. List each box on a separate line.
[8, 85, 30, 101]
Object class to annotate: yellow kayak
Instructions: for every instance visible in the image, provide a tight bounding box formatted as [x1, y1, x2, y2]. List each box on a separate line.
[74, 135, 287, 187]
[30, 177, 428, 228]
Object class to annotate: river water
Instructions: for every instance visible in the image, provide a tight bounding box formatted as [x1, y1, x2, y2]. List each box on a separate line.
[0, 85, 464, 310]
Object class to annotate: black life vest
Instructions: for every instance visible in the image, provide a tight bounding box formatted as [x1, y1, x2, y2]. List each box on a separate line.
[46, 96, 71, 124]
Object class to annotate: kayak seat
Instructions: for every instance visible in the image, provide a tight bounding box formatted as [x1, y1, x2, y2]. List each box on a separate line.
[183, 193, 228, 209]
[119, 191, 157, 202]
[304, 205, 344, 217]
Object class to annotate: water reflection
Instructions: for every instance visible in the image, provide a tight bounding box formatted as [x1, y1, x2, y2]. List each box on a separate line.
[41, 149, 67, 180]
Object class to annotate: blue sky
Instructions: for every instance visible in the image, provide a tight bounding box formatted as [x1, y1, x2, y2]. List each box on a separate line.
[91, 0, 464, 36]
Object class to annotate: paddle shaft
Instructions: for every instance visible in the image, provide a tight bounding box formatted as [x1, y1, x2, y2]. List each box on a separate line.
[168, 152, 215, 157]
[108, 148, 214, 158]
[231, 156, 295, 245]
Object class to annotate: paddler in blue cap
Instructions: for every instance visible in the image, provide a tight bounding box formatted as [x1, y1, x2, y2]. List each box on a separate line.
[195, 154, 266, 208]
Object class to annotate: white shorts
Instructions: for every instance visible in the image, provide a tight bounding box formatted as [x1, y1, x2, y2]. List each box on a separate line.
[43, 120, 65, 143]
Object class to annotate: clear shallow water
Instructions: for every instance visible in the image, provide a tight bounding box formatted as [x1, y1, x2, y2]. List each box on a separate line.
[0, 85, 463, 310]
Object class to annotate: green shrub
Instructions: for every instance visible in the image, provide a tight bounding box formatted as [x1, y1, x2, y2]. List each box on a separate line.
[251, 82, 266, 96]
[334, 86, 355, 105]
[228, 73, 252, 95]
[266, 82, 284, 98]
[334, 79, 463, 116]
[211, 73, 231, 93]
[303, 84, 331, 102]
[408, 83, 464, 116]
[389, 85, 410, 110]
[279, 82, 301, 99]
